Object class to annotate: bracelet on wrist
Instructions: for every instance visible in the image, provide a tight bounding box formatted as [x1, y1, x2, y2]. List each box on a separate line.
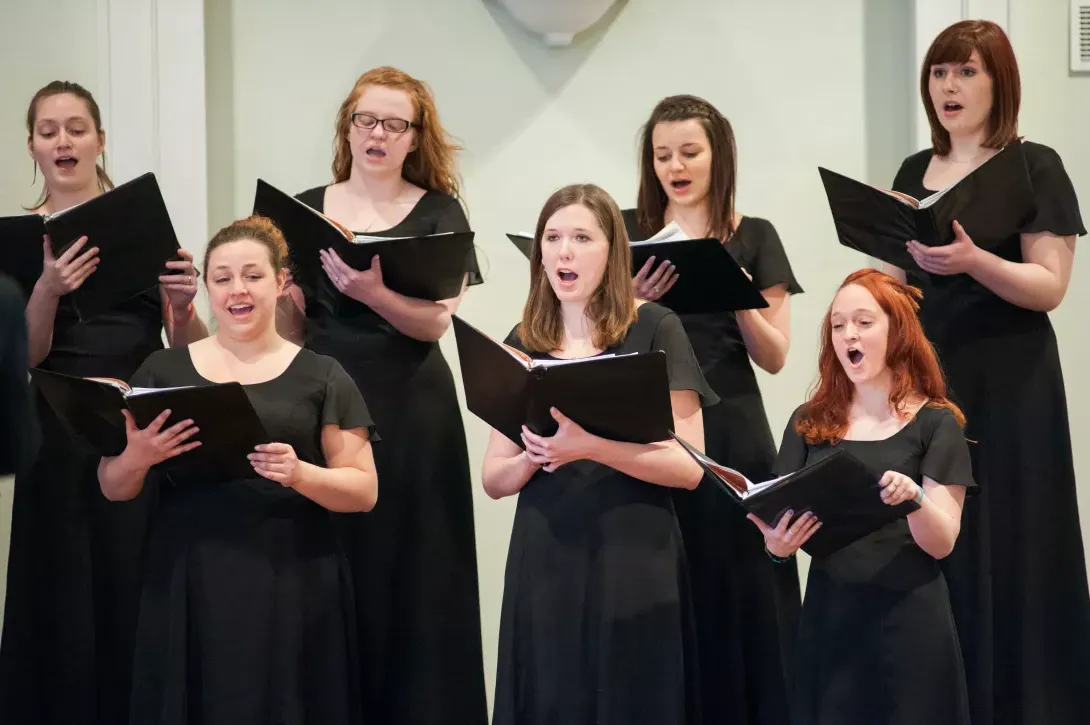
[914, 484, 925, 505]
[764, 546, 794, 564]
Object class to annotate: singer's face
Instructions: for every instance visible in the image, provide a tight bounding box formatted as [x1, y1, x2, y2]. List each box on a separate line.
[27, 93, 105, 201]
[205, 239, 284, 336]
[540, 203, 610, 304]
[349, 85, 417, 176]
[929, 49, 994, 138]
[829, 284, 890, 386]
[652, 119, 712, 210]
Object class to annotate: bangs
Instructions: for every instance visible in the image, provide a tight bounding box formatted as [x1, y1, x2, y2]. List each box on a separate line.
[925, 30, 978, 67]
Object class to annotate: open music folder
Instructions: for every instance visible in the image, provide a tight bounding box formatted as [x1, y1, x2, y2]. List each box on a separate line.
[0, 172, 182, 318]
[451, 315, 674, 447]
[671, 432, 920, 557]
[506, 224, 768, 314]
[818, 139, 1036, 270]
[253, 179, 475, 312]
[30, 368, 270, 483]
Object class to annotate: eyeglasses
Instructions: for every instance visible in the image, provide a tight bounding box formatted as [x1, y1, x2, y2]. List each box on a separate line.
[350, 113, 414, 134]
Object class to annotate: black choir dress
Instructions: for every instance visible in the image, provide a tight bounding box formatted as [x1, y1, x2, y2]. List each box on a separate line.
[0, 287, 163, 725]
[493, 302, 718, 725]
[0, 273, 37, 475]
[623, 210, 803, 725]
[294, 186, 488, 724]
[892, 142, 1090, 725]
[774, 405, 975, 725]
[125, 346, 373, 724]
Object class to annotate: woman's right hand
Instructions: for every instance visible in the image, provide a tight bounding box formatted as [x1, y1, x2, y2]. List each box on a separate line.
[37, 234, 99, 298]
[632, 256, 678, 301]
[120, 408, 201, 470]
[747, 509, 822, 559]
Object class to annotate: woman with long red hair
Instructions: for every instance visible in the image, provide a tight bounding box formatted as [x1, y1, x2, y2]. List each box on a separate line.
[749, 269, 974, 724]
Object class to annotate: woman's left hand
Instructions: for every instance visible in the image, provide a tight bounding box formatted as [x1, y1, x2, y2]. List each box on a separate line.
[320, 248, 386, 305]
[249, 442, 303, 487]
[160, 248, 199, 312]
[906, 220, 981, 276]
[879, 470, 922, 506]
[520, 408, 592, 472]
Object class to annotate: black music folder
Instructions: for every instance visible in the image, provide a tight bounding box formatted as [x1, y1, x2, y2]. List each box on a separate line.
[0, 172, 181, 318]
[506, 229, 768, 314]
[451, 315, 674, 447]
[30, 368, 269, 483]
[671, 433, 920, 557]
[253, 179, 475, 312]
[818, 139, 1036, 270]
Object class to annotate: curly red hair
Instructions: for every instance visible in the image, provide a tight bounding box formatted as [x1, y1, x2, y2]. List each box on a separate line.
[797, 269, 965, 444]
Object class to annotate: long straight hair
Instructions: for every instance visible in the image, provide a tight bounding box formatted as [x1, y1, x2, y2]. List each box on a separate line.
[635, 94, 737, 242]
[517, 184, 637, 353]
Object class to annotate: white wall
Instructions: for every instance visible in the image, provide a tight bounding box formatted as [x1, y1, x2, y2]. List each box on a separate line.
[0, 0, 100, 627]
[1010, 0, 1090, 560]
[205, 0, 870, 705]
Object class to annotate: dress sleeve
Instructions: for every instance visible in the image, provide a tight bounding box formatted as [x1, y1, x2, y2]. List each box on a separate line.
[1022, 144, 1086, 237]
[772, 406, 810, 477]
[649, 309, 720, 407]
[747, 218, 804, 294]
[920, 407, 977, 493]
[321, 358, 379, 441]
[435, 197, 483, 286]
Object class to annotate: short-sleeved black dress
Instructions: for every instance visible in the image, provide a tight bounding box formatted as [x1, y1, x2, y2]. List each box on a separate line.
[293, 187, 488, 724]
[774, 405, 976, 725]
[892, 141, 1090, 725]
[492, 302, 719, 725]
[1, 285, 163, 725]
[124, 346, 375, 725]
[623, 210, 804, 725]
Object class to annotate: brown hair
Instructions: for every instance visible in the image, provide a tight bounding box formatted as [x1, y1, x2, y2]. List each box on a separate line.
[332, 66, 461, 197]
[202, 215, 288, 280]
[517, 184, 638, 353]
[921, 20, 1020, 155]
[797, 269, 965, 445]
[635, 94, 737, 242]
[26, 81, 113, 210]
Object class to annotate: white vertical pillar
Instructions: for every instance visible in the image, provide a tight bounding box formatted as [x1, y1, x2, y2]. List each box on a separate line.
[95, 0, 208, 315]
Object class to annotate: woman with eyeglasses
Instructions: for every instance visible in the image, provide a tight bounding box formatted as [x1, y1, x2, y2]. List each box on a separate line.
[280, 66, 487, 725]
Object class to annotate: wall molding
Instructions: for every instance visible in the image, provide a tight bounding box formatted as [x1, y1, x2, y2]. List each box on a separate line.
[95, 0, 208, 309]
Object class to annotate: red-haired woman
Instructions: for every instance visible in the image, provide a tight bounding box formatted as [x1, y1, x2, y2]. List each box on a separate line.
[891, 20, 1087, 725]
[749, 269, 974, 725]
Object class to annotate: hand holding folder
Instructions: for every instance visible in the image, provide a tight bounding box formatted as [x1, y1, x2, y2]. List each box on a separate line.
[818, 139, 1036, 270]
[506, 228, 768, 314]
[253, 180, 474, 312]
[451, 316, 674, 447]
[0, 172, 182, 318]
[30, 368, 269, 483]
[671, 433, 920, 557]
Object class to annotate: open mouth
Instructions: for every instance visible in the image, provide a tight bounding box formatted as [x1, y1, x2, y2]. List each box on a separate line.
[847, 347, 864, 366]
[365, 148, 386, 158]
[943, 101, 963, 113]
[671, 180, 691, 192]
[55, 155, 78, 170]
[228, 304, 254, 317]
[557, 268, 578, 284]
